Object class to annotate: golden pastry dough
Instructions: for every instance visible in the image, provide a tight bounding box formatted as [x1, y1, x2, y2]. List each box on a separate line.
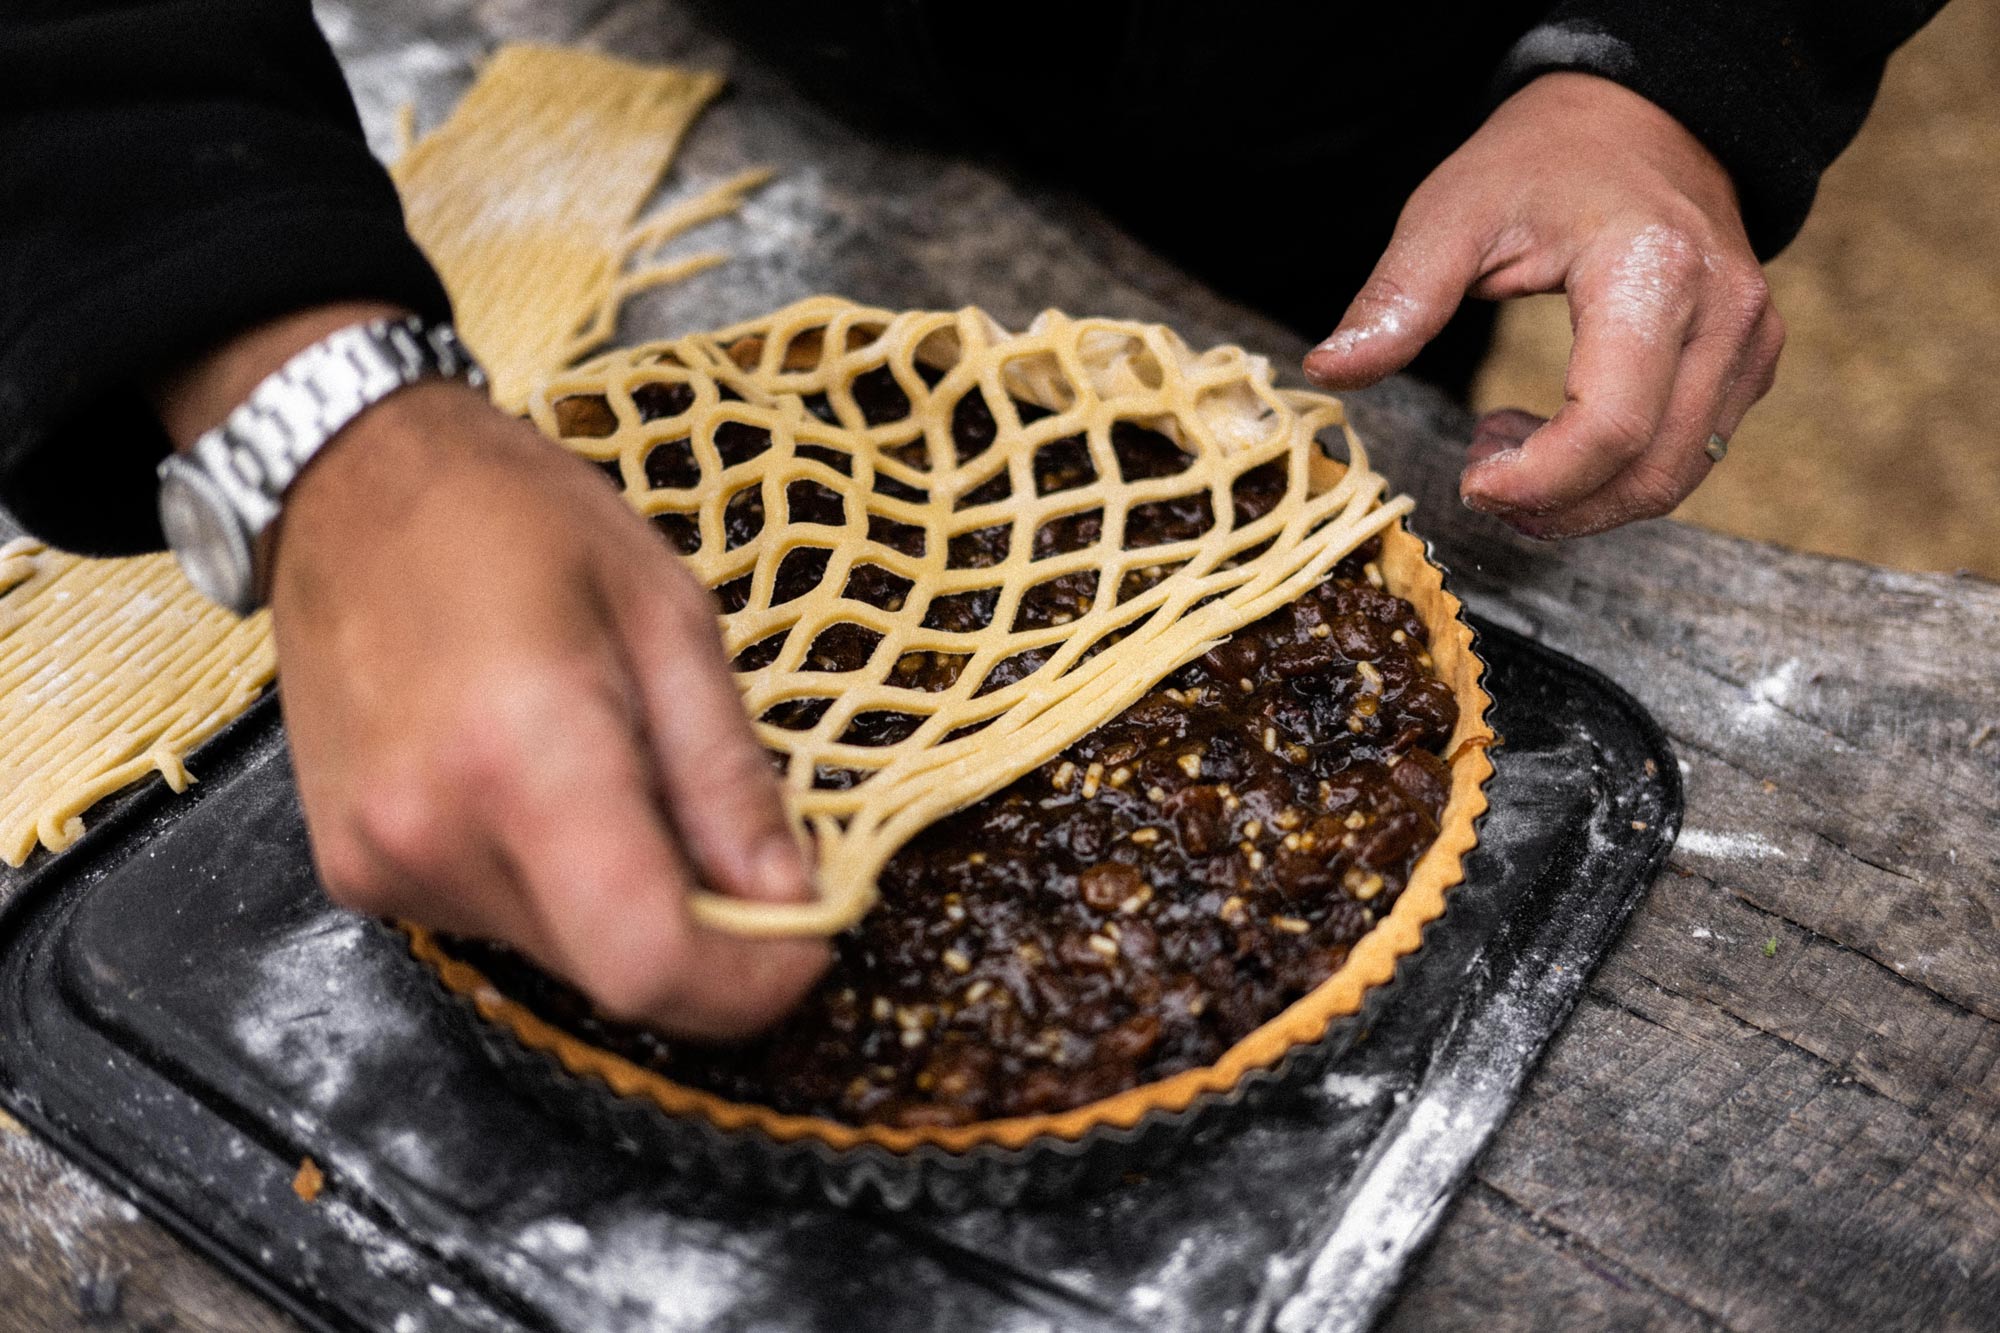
[392, 43, 772, 411]
[530, 297, 1417, 937]
[0, 541, 275, 867]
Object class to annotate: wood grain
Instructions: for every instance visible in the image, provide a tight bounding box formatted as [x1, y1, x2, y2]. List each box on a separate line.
[2, 1, 1996, 1329]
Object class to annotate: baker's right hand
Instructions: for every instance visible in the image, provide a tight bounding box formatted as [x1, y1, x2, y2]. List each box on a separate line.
[159, 306, 829, 1039]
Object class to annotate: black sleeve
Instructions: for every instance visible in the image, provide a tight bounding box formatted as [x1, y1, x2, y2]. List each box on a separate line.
[0, 1, 450, 557]
[1492, 1, 1949, 260]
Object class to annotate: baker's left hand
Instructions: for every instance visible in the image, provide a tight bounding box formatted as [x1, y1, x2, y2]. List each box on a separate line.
[1302, 71, 1786, 539]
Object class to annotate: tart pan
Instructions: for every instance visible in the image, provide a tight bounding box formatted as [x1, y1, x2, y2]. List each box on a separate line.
[404, 519, 1494, 1207]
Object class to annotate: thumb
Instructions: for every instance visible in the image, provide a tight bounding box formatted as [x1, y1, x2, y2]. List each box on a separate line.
[1303, 208, 1488, 390]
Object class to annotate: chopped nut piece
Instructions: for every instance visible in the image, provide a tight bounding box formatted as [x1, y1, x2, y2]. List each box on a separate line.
[871, 996, 894, 1021]
[942, 948, 971, 974]
[1118, 885, 1154, 913]
[1390, 629, 1407, 644]
[1262, 726, 1278, 752]
[1110, 765, 1133, 788]
[1053, 760, 1077, 791]
[1282, 833, 1302, 851]
[1087, 933, 1120, 960]
[1177, 751, 1203, 779]
[964, 980, 994, 1004]
[1286, 744, 1310, 764]
[1081, 762, 1105, 799]
[1242, 819, 1263, 840]
[900, 1028, 927, 1048]
[1246, 848, 1268, 870]
[1129, 827, 1161, 844]
[1345, 811, 1369, 829]
[1364, 561, 1385, 588]
[1271, 915, 1311, 934]
[1343, 868, 1386, 900]
[1146, 785, 1168, 803]
[1219, 895, 1248, 923]
[1310, 623, 1332, 639]
[966, 852, 987, 866]
[1356, 660, 1383, 687]
[1238, 677, 1255, 693]
[1274, 808, 1303, 831]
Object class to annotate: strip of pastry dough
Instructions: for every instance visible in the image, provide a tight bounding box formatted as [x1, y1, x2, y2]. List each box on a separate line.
[0, 541, 275, 866]
[392, 43, 771, 411]
[530, 297, 1415, 936]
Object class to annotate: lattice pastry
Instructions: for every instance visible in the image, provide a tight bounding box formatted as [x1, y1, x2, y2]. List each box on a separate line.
[527, 296, 1419, 936]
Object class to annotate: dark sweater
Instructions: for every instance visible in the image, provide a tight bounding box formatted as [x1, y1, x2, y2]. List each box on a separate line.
[0, 1, 1945, 555]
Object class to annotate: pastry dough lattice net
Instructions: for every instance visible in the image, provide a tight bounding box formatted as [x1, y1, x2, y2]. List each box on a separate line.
[528, 297, 1412, 936]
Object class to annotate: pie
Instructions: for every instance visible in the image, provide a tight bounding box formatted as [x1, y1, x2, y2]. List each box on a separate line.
[407, 297, 1493, 1159]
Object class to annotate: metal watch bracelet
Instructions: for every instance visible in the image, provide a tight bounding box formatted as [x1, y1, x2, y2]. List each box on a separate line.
[157, 315, 486, 615]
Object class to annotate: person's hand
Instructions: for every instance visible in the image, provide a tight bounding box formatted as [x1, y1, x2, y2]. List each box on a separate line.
[156, 305, 830, 1038]
[1303, 72, 1786, 539]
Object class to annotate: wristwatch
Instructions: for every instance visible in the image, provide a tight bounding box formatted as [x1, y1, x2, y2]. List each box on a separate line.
[157, 315, 486, 615]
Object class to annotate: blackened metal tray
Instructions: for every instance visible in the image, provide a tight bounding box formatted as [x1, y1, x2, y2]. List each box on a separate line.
[0, 622, 1678, 1333]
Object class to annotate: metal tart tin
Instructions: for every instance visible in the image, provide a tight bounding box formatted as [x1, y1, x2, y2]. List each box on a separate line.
[403, 528, 1494, 1209]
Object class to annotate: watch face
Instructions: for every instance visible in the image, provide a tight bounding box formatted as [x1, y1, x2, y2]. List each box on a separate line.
[159, 463, 254, 613]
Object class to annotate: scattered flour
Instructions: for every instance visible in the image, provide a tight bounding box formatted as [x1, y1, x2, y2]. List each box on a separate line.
[1319, 1072, 1393, 1108]
[1677, 829, 1788, 862]
[232, 916, 421, 1109]
[1734, 658, 1805, 732]
[0, 1119, 138, 1266]
[517, 1212, 754, 1332]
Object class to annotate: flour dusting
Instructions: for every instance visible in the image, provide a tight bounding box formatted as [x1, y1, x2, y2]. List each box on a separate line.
[518, 1212, 765, 1332]
[1678, 828, 1787, 862]
[232, 916, 420, 1108]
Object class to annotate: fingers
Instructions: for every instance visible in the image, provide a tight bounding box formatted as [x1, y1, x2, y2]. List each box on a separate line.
[606, 552, 815, 908]
[1461, 225, 1703, 518]
[495, 695, 827, 1039]
[1713, 303, 1786, 443]
[1302, 196, 1492, 390]
[1505, 283, 1785, 539]
[1467, 408, 1544, 467]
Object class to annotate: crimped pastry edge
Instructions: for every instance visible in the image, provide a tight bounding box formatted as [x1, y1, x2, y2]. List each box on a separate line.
[405, 504, 1494, 1157]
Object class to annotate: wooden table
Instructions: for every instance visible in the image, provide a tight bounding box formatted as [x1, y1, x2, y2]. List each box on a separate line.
[5, 4, 1997, 1328]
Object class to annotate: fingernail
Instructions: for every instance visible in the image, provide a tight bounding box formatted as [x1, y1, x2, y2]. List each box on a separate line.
[1461, 491, 1518, 516]
[1510, 519, 1566, 543]
[753, 836, 813, 904]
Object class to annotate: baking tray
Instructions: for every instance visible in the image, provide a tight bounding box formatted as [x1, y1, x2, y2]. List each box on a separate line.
[0, 621, 1678, 1332]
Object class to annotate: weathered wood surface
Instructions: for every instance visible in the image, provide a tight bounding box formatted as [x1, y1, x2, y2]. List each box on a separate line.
[4, 2, 1997, 1328]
